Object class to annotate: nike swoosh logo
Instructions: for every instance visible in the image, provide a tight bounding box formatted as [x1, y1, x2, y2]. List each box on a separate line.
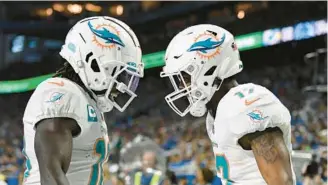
[245, 98, 260, 106]
[48, 81, 64, 86]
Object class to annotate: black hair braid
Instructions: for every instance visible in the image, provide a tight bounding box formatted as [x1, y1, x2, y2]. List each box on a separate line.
[53, 62, 85, 88]
[53, 62, 96, 101]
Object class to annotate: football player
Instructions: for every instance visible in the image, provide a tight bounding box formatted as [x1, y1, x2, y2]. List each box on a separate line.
[22, 16, 144, 185]
[160, 24, 296, 185]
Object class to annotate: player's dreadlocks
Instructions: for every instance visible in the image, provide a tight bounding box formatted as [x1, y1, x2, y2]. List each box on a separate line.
[53, 61, 85, 88]
[54, 62, 97, 100]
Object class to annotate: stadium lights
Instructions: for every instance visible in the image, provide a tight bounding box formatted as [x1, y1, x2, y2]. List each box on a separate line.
[53, 3, 65, 12]
[109, 5, 124, 16]
[46, 8, 53, 16]
[36, 8, 53, 17]
[237, 10, 245, 19]
[67, 4, 83, 14]
[116, 5, 124, 16]
[85, 3, 102, 12]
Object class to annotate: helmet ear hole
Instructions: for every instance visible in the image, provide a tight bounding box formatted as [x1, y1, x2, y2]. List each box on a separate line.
[91, 59, 100, 72]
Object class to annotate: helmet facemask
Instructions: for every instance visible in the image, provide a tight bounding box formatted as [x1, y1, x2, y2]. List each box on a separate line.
[89, 58, 142, 113]
[161, 61, 222, 117]
[105, 62, 140, 112]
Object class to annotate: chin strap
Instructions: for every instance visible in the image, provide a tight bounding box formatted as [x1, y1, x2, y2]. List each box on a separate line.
[190, 100, 207, 117]
[189, 77, 225, 117]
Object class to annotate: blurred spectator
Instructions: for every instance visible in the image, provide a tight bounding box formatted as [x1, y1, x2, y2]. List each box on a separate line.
[0, 174, 8, 185]
[195, 168, 214, 185]
[127, 151, 165, 185]
[319, 151, 327, 184]
[165, 170, 177, 185]
[302, 154, 323, 185]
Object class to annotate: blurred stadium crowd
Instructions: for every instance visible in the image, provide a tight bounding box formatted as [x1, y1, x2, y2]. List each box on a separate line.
[0, 59, 326, 185]
[0, 1, 326, 185]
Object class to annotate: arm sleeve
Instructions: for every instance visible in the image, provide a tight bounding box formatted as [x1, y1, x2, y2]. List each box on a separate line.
[228, 92, 292, 140]
[23, 78, 81, 129]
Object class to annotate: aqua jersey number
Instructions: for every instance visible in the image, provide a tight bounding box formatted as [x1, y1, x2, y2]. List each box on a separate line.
[88, 138, 109, 185]
[234, 87, 254, 99]
[216, 155, 232, 185]
[22, 138, 32, 179]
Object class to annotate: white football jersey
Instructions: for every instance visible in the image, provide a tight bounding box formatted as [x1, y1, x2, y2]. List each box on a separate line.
[206, 83, 296, 185]
[22, 77, 110, 185]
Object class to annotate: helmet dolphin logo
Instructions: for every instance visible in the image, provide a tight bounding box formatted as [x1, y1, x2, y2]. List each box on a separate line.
[88, 21, 125, 47]
[188, 33, 226, 54]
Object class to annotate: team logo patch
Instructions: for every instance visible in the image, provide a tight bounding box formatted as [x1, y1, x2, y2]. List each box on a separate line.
[87, 105, 98, 122]
[88, 21, 125, 49]
[247, 109, 269, 123]
[187, 32, 226, 59]
[46, 92, 64, 104]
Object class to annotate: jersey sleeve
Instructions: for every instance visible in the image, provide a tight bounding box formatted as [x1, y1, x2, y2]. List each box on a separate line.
[23, 78, 81, 129]
[224, 85, 292, 139]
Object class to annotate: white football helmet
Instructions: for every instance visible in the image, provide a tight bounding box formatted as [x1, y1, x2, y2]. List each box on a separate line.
[60, 16, 144, 112]
[160, 24, 243, 117]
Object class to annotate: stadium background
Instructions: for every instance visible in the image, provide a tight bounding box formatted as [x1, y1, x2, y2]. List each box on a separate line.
[0, 1, 326, 185]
